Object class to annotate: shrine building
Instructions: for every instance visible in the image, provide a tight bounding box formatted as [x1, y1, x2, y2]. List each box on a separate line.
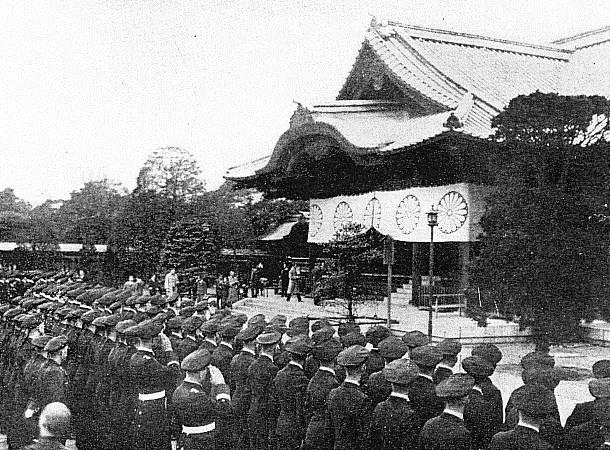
[225, 21, 610, 301]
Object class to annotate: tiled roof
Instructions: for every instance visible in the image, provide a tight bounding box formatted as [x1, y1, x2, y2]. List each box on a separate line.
[226, 22, 610, 181]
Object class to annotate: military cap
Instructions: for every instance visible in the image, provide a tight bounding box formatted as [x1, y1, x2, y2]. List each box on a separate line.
[337, 345, 369, 367]
[256, 330, 282, 345]
[21, 315, 41, 329]
[124, 320, 163, 339]
[522, 367, 560, 390]
[233, 313, 248, 326]
[116, 319, 137, 334]
[269, 314, 287, 327]
[38, 301, 57, 312]
[96, 293, 117, 307]
[181, 349, 212, 372]
[513, 384, 557, 416]
[437, 339, 462, 357]
[150, 294, 168, 306]
[166, 317, 183, 331]
[181, 298, 195, 307]
[365, 325, 391, 347]
[471, 343, 502, 366]
[180, 306, 196, 318]
[311, 319, 331, 333]
[248, 314, 266, 327]
[44, 335, 69, 352]
[194, 301, 208, 312]
[312, 337, 343, 361]
[91, 315, 110, 327]
[21, 298, 37, 310]
[219, 324, 241, 339]
[236, 325, 262, 342]
[436, 373, 475, 398]
[0, 304, 11, 315]
[592, 360, 610, 378]
[383, 358, 419, 385]
[289, 316, 309, 329]
[285, 336, 313, 356]
[135, 295, 151, 305]
[32, 334, 53, 349]
[108, 302, 121, 311]
[124, 295, 140, 307]
[5, 307, 23, 319]
[201, 320, 220, 335]
[590, 378, 610, 398]
[378, 336, 409, 359]
[521, 351, 555, 370]
[338, 321, 360, 337]
[462, 355, 495, 377]
[401, 330, 429, 349]
[144, 305, 160, 316]
[411, 345, 443, 368]
[312, 326, 335, 344]
[81, 309, 104, 324]
[182, 316, 204, 333]
[341, 331, 366, 348]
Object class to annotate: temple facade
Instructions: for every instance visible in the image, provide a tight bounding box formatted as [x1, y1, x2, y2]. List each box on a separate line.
[225, 21, 610, 300]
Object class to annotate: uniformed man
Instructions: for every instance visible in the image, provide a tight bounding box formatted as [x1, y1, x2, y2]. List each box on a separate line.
[21, 402, 72, 450]
[304, 325, 335, 379]
[171, 349, 232, 450]
[418, 373, 474, 450]
[401, 330, 428, 359]
[409, 345, 444, 423]
[302, 338, 342, 450]
[212, 322, 239, 389]
[365, 335, 409, 406]
[564, 378, 610, 450]
[367, 358, 422, 450]
[125, 320, 179, 450]
[489, 384, 555, 450]
[38, 336, 70, 408]
[199, 320, 220, 353]
[462, 355, 504, 450]
[433, 338, 462, 384]
[565, 359, 610, 431]
[363, 325, 391, 378]
[327, 344, 372, 450]
[230, 325, 261, 449]
[273, 336, 312, 450]
[247, 330, 281, 450]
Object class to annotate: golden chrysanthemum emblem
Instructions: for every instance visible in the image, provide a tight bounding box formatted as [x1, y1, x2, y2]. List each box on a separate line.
[437, 191, 468, 233]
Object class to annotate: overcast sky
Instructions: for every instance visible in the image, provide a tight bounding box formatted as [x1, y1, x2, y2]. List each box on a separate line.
[1, 0, 608, 205]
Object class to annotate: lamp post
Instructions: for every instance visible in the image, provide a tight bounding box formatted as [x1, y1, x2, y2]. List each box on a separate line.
[427, 206, 438, 342]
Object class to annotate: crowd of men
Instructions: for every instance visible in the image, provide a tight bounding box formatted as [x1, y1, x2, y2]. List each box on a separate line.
[0, 270, 610, 449]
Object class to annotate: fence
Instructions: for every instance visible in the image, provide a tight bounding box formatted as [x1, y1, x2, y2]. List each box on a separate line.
[418, 285, 467, 317]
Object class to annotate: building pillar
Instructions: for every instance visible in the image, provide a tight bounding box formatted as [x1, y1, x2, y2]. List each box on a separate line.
[411, 243, 425, 306]
[459, 241, 470, 291]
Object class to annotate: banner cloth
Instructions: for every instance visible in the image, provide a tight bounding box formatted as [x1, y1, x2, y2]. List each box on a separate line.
[308, 183, 488, 243]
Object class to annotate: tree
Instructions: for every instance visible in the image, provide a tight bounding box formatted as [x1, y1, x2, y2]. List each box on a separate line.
[110, 190, 174, 281]
[160, 217, 219, 273]
[471, 92, 610, 342]
[318, 223, 384, 319]
[136, 147, 205, 210]
[0, 188, 31, 242]
[58, 179, 126, 244]
[29, 200, 63, 245]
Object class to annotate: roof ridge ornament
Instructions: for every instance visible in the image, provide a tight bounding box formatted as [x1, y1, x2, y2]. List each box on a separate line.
[289, 101, 314, 129]
[443, 112, 463, 131]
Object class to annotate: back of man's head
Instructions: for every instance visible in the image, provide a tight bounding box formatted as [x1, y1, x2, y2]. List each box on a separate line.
[39, 402, 71, 438]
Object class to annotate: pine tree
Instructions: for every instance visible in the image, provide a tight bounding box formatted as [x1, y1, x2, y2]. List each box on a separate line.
[160, 217, 219, 273]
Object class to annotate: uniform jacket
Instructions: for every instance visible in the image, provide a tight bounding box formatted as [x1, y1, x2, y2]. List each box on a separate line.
[211, 342, 234, 389]
[327, 380, 372, 450]
[418, 412, 472, 450]
[365, 370, 391, 406]
[410, 375, 444, 423]
[247, 354, 280, 441]
[230, 349, 255, 415]
[489, 425, 553, 450]
[303, 368, 338, 450]
[433, 365, 453, 385]
[22, 436, 68, 450]
[367, 394, 424, 450]
[273, 362, 309, 440]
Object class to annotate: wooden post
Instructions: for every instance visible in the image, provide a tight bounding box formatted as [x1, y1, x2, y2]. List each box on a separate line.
[412, 243, 423, 306]
[383, 237, 395, 328]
